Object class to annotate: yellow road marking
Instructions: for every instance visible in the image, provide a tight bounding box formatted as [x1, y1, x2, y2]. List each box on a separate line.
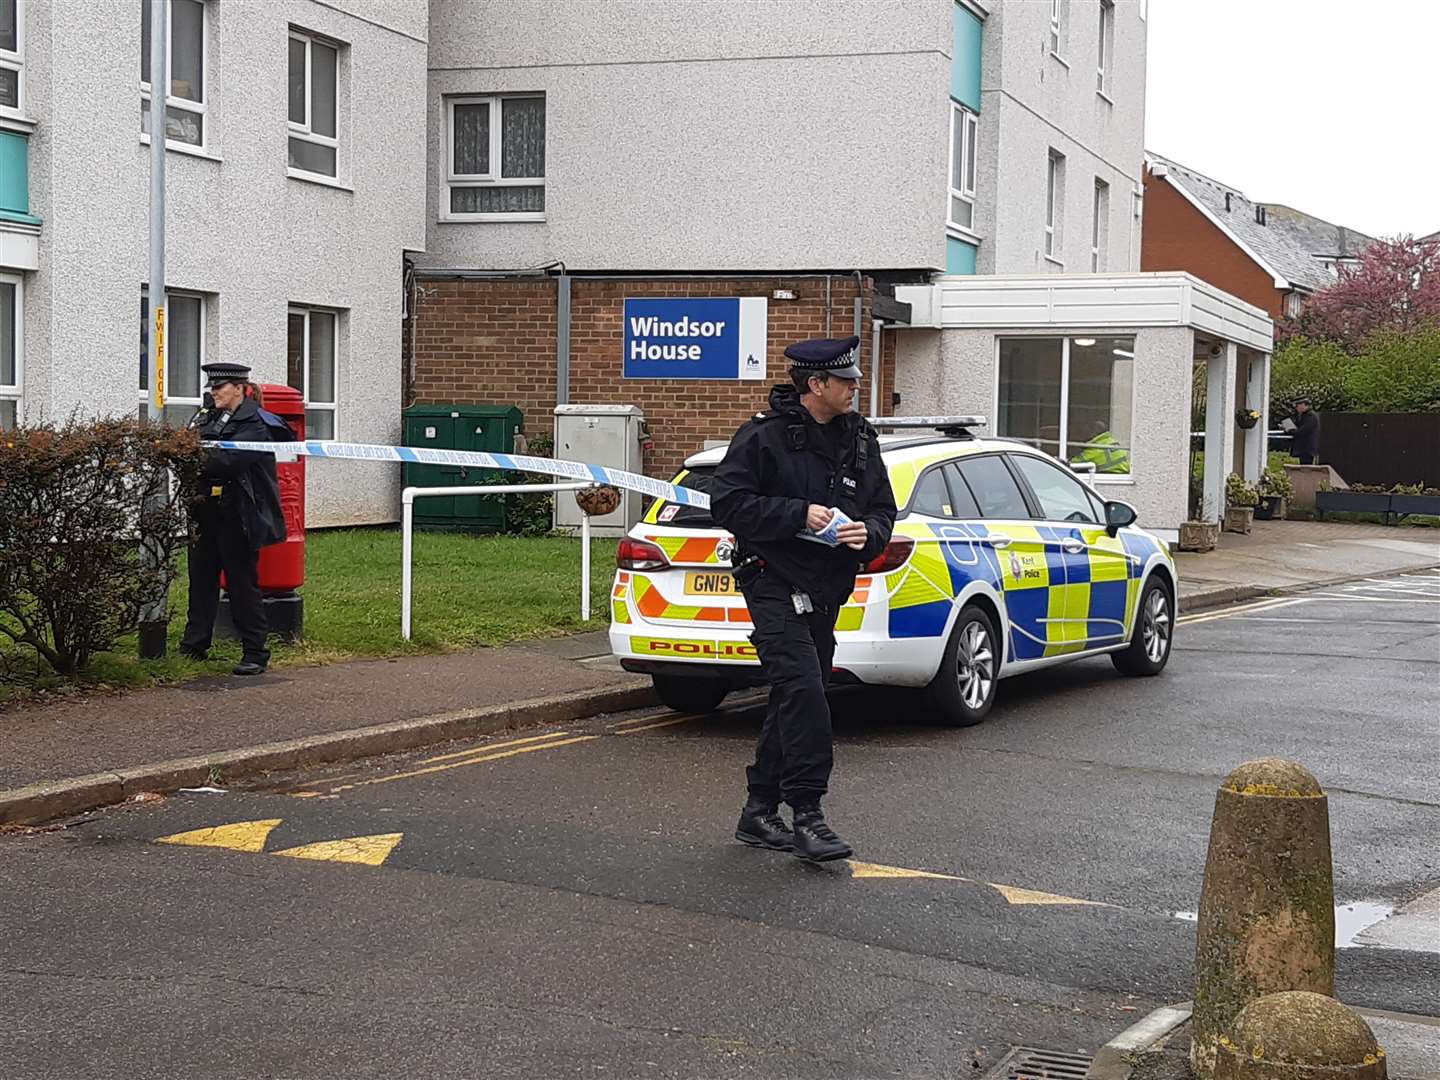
[155, 819, 282, 853]
[422, 731, 575, 765]
[1179, 597, 1303, 624]
[614, 716, 697, 735]
[989, 883, 1114, 907]
[328, 735, 600, 793]
[849, 860, 967, 881]
[274, 833, 403, 867]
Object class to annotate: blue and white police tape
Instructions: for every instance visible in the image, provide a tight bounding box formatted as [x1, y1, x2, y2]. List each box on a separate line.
[205, 439, 712, 509]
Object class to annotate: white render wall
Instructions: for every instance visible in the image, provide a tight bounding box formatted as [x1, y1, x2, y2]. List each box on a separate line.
[894, 323, 1193, 535]
[977, 0, 1146, 275]
[422, 0, 951, 272]
[19, 0, 427, 526]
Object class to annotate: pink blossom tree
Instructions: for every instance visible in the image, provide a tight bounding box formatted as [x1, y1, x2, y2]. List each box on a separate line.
[1285, 236, 1440, 347]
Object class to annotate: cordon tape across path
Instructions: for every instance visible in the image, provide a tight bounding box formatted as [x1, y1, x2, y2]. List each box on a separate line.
[207, 439, 711, 509]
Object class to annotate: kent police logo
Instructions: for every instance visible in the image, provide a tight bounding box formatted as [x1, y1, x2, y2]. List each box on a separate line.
[1009, 551, 1022, 580]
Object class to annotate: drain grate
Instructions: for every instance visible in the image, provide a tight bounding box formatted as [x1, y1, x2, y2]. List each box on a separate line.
[982, 1046, 1094, 1080]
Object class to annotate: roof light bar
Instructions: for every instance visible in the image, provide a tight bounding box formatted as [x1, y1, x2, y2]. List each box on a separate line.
[867, 415, 989, 438]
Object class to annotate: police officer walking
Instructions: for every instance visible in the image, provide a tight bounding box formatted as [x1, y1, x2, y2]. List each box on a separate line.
[710, 335, 897, 862]
[180, 362, 295, 675]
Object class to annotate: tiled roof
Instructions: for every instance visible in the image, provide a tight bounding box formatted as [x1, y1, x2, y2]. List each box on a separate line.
[1145, 152, 1372, 293]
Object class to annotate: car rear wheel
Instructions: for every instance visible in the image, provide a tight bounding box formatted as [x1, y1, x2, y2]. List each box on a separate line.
[924, 604, 999, 726]
[1112, 577, 1173, 677]
[652, 673, 730, 714]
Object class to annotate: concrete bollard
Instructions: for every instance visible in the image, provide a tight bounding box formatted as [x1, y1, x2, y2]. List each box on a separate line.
[1214, 991, 1387, 1080]
[1192, 759, 1337, 1077]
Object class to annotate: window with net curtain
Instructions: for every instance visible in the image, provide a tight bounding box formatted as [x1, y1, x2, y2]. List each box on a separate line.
[288, 309, 337, 439]
[997, 336, 1134, 474]
[1, 279, 16, 430]
[449, 95, 546, 215]
[141, 0, 205, 147]
[138, 290, 206, 427]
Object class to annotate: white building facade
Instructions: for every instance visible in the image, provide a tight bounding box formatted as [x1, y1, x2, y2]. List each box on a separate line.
[0, 0, 426, 525]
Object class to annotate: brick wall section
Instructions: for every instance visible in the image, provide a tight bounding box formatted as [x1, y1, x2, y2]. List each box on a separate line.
[1141, 171, 1285, 321]
[409, 275, 899, 480]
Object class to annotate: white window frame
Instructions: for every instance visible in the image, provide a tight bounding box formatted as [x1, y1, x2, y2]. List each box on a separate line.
[444, 94, 546, 223]
[1045, 151, 1064, 263]
[946, 101, 979, 239]
[140, 0, 208, 151]
[288, 29, 341, 181]
[288, 306, 338, 440]
[1097, 0, 1115, 98]
[1092, 178, 1109, 272]
[1, 272, 22, 427]
[137, 288, 206, 423]
[1049, 0, 1065, 59]
[1, 0, 23, 117]
[993, 335, 1137, 481]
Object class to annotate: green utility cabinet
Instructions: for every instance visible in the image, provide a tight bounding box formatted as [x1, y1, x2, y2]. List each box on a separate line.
[402, 405, 524, 532]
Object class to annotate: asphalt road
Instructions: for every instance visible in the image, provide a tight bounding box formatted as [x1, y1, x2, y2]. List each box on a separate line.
[4, 570, 1437, 1079]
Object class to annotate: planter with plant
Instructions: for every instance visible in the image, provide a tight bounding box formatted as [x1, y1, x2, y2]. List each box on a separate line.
[1224, 473, 1259, 534]
[1235, 407, 1262, 430]
[1254, 466, 1294, 520]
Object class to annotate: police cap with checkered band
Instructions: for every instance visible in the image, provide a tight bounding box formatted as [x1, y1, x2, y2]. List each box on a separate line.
[784, 335, 863, 380]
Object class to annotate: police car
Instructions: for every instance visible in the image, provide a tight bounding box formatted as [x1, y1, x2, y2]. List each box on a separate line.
[608, 417, 1176, 725]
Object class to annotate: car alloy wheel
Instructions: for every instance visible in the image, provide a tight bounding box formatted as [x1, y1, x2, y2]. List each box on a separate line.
[1141, 587, 1171, 664]
[956, 619, 995, 711]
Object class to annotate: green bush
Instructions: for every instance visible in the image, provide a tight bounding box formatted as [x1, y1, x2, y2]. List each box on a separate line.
[1271, 328, 1440, 417]
[500, 432, 557, 536]
[1225, 472, 1259, 508]
[0, 418, 205, 678]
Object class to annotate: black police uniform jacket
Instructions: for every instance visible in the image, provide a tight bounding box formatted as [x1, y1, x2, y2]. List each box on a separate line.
[194, 398, 295, 550]
[1289, 409, 1320, 460]
[710, 385, 897, 604]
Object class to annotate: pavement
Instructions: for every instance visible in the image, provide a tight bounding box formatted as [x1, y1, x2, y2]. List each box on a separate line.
[3, 570, 1437, 1078]
[1, 520, 1435, 826]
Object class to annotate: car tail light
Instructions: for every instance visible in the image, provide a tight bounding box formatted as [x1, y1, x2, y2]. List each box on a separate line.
[617, 537, 670, 571]
[864, 535, 915, 574]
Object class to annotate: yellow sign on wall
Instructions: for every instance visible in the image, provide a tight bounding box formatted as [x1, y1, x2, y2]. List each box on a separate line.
[152, 305, 166, 410]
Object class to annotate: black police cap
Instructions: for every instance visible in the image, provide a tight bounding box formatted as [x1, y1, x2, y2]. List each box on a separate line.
[784, 335, 863, 380]
[201, 362, 253, 387]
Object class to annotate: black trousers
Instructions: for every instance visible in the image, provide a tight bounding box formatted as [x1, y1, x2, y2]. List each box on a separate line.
[743, 573, 842, 810]
[181, 516, 270, 665]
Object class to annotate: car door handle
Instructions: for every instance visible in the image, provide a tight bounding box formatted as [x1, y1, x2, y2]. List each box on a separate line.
[987, 534, 1013, 549]
[1061, 538, 1087, 554]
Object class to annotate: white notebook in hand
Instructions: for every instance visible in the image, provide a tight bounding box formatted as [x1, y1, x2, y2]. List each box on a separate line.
[798, 507, 853, 547]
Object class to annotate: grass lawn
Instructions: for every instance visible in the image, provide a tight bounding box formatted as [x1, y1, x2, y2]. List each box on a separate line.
[2, 528, 620, 703]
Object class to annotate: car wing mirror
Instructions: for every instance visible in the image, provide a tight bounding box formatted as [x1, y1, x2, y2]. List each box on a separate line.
[1105, 499, 1138, 537]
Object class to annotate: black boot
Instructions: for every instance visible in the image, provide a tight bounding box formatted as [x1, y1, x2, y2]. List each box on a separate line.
[735, 798, 794, 851]
[791, 805, 852, 862]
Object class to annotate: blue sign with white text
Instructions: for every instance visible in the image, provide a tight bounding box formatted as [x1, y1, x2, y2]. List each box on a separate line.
[622, 297, 768, 381]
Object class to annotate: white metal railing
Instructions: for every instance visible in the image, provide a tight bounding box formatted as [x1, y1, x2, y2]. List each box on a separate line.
[401, 482, 593, 641]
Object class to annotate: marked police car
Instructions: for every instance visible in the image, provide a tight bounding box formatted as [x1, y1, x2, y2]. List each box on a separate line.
[608, 417, 1176, 725]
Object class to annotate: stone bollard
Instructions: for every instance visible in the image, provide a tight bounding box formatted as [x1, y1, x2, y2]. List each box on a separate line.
[1215, 991, 1387, 1080]
[1192, 759, 1336, 1077]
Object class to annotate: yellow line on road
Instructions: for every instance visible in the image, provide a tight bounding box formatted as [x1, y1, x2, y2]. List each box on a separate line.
[422, 731, 575, 764]
[1179, 597, 1303, 624]
[155, 819, 282, 853]
[328, 735, 600, 793]
[274, 833, 403, 867]
[614, 716, 698, 735]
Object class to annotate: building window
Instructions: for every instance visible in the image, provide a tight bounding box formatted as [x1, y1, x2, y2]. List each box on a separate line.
[997, 336, 1134, 475]
[1049, 0, 1062, 54]
[1092, 178, 1109, 272]
[1, 0, 22, 113]
[1045, 150, 1065, 262]
[446, 95, 546, 219]
[288, 29, 340, 179]
[1283, 292, 1304, 319]
[1097, 0, 1114, 96]
[1, 274, 19, 430]
[947, 102, 979, 234]
[288, 307, 337, 439]
[140, 0, 206, 148]
[138, 289, 206, 427]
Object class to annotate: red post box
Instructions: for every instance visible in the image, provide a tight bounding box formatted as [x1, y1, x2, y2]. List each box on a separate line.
[217, 384, 306, 642]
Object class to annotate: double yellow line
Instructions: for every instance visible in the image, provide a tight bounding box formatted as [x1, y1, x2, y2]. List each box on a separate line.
[1178, 596, 1304, 626]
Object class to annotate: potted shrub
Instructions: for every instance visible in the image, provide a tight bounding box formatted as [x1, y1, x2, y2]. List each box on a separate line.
[1224, 473, 1259, 534]
[1235, 407, 1262, 431]
[1254, 466, 1293, 520]
[1179, 519, 1220, 551]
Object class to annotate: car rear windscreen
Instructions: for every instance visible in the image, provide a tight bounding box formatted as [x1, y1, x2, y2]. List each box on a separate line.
[650, 466, 717, 528]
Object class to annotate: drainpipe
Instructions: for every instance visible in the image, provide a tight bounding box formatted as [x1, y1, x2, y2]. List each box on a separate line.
[556, 264, 571, 406]
[852, 270, 864, 415]
[869, 317, 883, 419]
[824, 275, 833, 337]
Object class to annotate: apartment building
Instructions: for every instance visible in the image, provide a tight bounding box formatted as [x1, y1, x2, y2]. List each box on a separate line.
[0, 0, 426, 525]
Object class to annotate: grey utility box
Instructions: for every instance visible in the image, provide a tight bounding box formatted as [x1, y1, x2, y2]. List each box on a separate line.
[553, 404, 647, 536]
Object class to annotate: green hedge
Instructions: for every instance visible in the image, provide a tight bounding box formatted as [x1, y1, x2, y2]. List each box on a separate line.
[1271, 329, 1440, 418]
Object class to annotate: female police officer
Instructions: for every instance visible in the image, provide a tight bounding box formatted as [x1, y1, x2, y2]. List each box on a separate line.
[179, 362, 294, 675]
[709, 336, 897, 862]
